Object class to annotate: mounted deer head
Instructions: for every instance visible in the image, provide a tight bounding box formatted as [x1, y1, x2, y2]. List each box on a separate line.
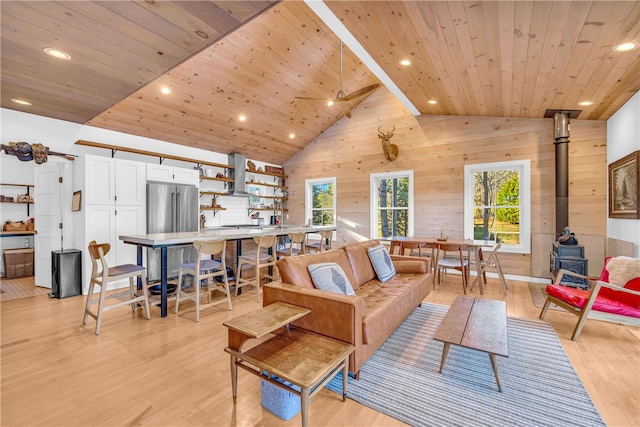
[378, 126, 398, 161]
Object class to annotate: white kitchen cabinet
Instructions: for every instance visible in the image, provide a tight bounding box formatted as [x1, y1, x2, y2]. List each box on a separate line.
[146, 163, 198, 186]
[74, 155, 146, 293]
[83, 156, 146, 206]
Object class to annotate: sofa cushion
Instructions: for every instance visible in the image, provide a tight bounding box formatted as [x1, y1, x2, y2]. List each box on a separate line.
[357, 273, 431, 344]
[308, 262, 355, 296]
[367, 244, 396, 283]
[276, 249, 359, 289]
[343, 240, 382, 287]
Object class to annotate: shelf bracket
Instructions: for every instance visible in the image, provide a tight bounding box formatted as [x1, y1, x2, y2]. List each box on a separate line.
[111, 148, 117, 158]
[159, 156, 166, 165]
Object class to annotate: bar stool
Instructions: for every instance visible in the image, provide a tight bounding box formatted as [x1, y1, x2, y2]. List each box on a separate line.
[83, 240, 150, 335]
[175, 239, 231, 322]
[276, 232, 307, 258]
[235, 235, 278, 302]
[305, 229, 333, 253]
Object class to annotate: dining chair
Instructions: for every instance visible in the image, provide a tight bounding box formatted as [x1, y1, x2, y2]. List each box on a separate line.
[175, 239, 231, 322]
[83, 240, 151, 335]
[276, 232, 307, 258]
[469, 242, 508, 295]
[305, 229, 333, 253]
[236, 235, 279, 302]
[434, 242, 469, 294]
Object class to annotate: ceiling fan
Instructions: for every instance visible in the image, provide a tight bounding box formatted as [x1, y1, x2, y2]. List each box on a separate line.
[296, 40, 380, 118]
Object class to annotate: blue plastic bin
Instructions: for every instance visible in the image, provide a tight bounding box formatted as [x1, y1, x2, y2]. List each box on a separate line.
[260, 377, 301, 420]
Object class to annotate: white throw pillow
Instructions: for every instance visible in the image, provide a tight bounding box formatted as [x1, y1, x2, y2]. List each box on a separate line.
[307, 262, 355, 295]
[368, 244, 396, 283]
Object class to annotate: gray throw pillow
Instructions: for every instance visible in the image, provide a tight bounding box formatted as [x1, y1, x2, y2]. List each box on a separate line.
[307, 262, 355, 295]
[368, 244, 396, 283]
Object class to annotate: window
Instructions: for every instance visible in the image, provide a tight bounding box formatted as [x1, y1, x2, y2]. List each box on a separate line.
[305, 177, 336, 226]
[370, 171, 414, 238]
[464, 160, 530, 254]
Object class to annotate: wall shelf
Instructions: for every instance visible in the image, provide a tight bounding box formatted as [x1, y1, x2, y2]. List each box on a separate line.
[1, 183, 34, 216]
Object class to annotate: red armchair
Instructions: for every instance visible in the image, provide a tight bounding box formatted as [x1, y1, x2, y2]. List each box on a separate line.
[540, 256, 640, 340]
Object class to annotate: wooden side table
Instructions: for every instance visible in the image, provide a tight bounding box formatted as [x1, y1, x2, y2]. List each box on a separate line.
[223, 302, 354, 427]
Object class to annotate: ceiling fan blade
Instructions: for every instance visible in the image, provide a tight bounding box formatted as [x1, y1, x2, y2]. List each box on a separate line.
[295, 96, 336, 101]
[340, 103, 352, 119]
[340, 84, 381, 102]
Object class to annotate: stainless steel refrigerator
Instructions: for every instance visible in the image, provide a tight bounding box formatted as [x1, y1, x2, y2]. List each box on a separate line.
[146, 182, 199, 282]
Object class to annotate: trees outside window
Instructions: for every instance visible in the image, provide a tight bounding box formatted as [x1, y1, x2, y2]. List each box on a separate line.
[370, 171, 413, 238]
[464, 161, 530, 254]
[305, 178, 335, 226]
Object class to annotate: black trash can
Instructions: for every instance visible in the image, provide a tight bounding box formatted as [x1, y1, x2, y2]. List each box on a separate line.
[50, 249, 82, 298]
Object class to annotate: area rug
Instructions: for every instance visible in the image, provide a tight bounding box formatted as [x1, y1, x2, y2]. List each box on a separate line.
[326, 303, 604, 427]
[528, 281, 562, 310]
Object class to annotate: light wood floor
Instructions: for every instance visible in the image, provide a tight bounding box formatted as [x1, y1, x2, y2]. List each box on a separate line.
[1, 275, 638, 427]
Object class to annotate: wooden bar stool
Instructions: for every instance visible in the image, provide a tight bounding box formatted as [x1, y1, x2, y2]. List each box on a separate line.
[175, 239, 232, 322]
[305, 229, 333, 253]
[83, 241, 150, 335]
[276, 232, 307, 258]
[235, 235, 278, 302]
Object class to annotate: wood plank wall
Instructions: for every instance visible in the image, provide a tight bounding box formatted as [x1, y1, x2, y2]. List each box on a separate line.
[284, 88, 607, 279]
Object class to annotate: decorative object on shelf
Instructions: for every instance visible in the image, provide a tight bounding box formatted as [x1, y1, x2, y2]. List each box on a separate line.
[0, 195, 15, 202]
[3, 220, 31, 232]
[257, 166, 263, 172]
[378, 126, 398, 161]
[265, 165, 284, 175]
[250, 212, 260, 219]
[247, 160, 256, 170]
[608, 150, 639, 219]
[16, 194, 34, 203]
[558, 226, 578, 245]
[215, 172, 225, 179]
[1, 141, 75, 162]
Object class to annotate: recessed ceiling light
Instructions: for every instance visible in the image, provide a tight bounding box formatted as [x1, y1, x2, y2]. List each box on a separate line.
[160, 86, 171, 95]
[428, 99, 438, 105]
[400, 59, 412, 66]
[613, 42, 638, 52]
[289, 133, 296, 139]
[327, 100, 334, 107]
[578, 101, 593, 106]
[238, 115, 247, 122]
[43, 48, 71, 60]
[11, 98, 32, 106]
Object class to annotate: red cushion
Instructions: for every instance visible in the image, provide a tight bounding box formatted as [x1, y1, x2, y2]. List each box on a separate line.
[546, 284, 640, 318]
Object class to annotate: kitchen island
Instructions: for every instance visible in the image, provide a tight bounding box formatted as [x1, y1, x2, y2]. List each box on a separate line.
[120, 225, 336, 317]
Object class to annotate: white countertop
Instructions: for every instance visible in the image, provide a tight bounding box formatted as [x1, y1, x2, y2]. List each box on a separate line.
[119, 225, 335, 247]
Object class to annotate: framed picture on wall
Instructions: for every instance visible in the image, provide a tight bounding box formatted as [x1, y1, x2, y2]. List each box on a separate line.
[608, 150, 639, 219]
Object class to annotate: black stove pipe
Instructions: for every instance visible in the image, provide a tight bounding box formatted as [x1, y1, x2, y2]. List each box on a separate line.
[553, 112, 570, 238]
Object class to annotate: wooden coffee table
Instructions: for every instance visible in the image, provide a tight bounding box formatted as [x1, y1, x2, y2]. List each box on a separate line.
[433, 295, 509, 391]
[223, 302, 354, 427]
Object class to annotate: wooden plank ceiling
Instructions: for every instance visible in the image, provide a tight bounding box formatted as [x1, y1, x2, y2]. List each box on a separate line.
[2, 1, 638, 165]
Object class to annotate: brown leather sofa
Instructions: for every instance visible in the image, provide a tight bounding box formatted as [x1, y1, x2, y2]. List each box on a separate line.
[263, 239, 431, 378]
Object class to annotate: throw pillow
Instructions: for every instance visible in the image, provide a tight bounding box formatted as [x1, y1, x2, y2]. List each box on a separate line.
[368, 244, 396, 283]
[307, 262, 355, 296]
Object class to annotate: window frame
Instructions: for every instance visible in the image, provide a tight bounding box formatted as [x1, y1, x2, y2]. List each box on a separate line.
[305, 177, 337, 227]
[463, 160, 531, 254]
[369, 170, 414, 238]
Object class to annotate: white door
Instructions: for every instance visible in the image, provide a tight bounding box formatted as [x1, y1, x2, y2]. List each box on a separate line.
[34, 164, 63, 288]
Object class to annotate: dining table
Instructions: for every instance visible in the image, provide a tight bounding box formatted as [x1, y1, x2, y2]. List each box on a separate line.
[120, 225, 336, 317]
[383, 236, 506, 295]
